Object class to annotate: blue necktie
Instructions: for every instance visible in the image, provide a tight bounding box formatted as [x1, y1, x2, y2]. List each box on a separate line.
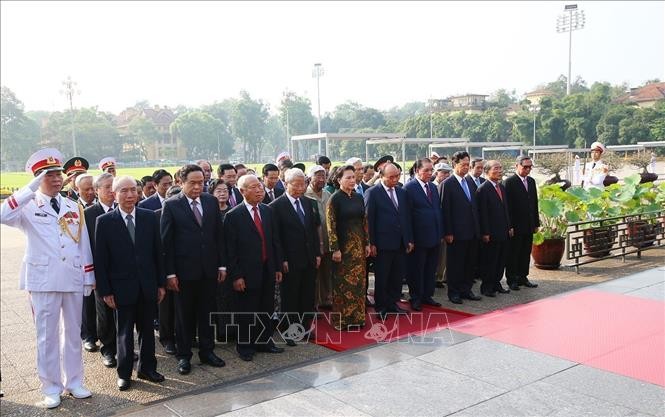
[356, 184, 363, 196]
[295, 199, 305, 225]
[461, 179, 471, 201]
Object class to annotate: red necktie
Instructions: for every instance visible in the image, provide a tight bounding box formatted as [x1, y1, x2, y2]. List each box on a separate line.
[252, 206, 267, 263]
[425, 183, 432, 202]
[495, 184, 503, 201]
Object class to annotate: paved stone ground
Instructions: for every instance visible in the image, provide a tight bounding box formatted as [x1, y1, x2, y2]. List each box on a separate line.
[1, 224, 663, 416]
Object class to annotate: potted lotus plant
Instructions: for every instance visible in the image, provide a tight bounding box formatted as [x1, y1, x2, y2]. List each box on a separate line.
[565, 186, 620, 258]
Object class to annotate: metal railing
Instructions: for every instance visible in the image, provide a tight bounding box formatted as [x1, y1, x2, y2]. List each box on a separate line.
[565, 210, 665, 273]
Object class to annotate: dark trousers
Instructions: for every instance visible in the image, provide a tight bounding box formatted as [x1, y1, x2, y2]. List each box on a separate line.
[506, 233, 533, 285]
[280, 264, 316, 332]
[95, 291, 116, 357]
[235, 264, 276, 355]
[446, 239, 477, 298]
[374, 247, 406, 311]
[115, 294, 157, 379]
[480, 240, 508, 294]
[173, 278, 216, 361]
[81, 291, 97, 343]
[407, 244, 439, 304]
[158, 291, 176, 346]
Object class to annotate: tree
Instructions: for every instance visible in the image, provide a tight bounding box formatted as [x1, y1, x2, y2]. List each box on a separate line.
[228, 91, 270, 162]
[1, 86, 41, 168]
[279, 91, 316, 159]
[487, 89, 518, 108]
[127, 116, 161, 161]
[170, 111, 231, 160]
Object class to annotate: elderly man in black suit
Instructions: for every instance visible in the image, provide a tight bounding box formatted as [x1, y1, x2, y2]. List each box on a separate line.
[477, 161, 513, 297]
[224, 174, 285, 361]
[83, 172, 118, 366]
[442, 151, 482, 305]
[94, 176, 166, 391]
[161, 164, 227, 375]
[269, 168, 320, 345]
[504, 155, 540, 291]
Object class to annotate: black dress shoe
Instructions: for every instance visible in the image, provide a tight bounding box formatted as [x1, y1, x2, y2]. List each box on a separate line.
[258, 345, 285, 354]
[522, 279, 538, 288]
[238, 352, 253, 362]
[422, 298, 442, 307]
[389, 305, 409, 314]
[137, 370, 165, 383]
[102, 355, 117, 368]
[83, 341, 98, 352]
[462, 291, 482, 301]
[177, 359, 191, 375]
[449, 295, 463, 304]
[509, 283, 521, 291]
[117, 378, 131, 391]
[200, 353, 226, 367]
[285, 338, 297, 347]
[496, 286, 510, 294]
[481, 291, 496, 298]
[410, 301, 422, 311]
[163, 342, 176, 355]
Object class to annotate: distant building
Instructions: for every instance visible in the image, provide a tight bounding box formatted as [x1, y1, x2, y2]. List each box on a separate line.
[613, 82, 665, 108]
[524, 89, 556, 107]
[429, 94, 488, 114]
[116, 105, 187, 160]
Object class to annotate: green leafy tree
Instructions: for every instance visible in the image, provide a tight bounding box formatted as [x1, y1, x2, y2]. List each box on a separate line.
[228, 91, 269, 162]
[170, 111, 231, 159]
[1, 87, 41, 168]
[127, 116, 161, 161]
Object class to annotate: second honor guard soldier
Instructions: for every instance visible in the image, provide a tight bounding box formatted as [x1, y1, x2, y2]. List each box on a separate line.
[99, 157, 117, 176]
[0, 149, 95, 409]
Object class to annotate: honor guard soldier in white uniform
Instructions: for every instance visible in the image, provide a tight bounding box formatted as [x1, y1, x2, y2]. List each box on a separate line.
[582, 141, 609, 190]
[0, 149, 95, 408]
[99, 156, 117, 176]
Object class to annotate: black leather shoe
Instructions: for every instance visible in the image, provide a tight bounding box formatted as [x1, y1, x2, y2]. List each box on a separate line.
[496, 286, 510, 294]
[177, 359, 191, 375]
[163, 342, 176, 355]
[200, 353, 226, 367]
[285, 338, 297, 347]
[449, 295, 463, 304]
[259, 345, 285, 354]
[137, 370, 165, 383]
[509, 283, 521, 291]
[481, 291, 496, 298]
[422, 298, 442, 307]
[462, 291, 482, 301]
[239, 352, 253, 361]
[83, 341, 98, 352]
[102, 354, 117, 368]
[410, 301, 422, 311]
[117, 378, 131, 391]
[389, 305, 409, 314]
[522, 279, 538, 288]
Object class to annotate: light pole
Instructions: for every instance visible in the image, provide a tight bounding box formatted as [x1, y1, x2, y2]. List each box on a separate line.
[60, 76, 80, 155]
[312, 63, 324, 155]
[283, 89, 291, 159]
[556, 4, 586, 95]
[530, 104, 540, 153]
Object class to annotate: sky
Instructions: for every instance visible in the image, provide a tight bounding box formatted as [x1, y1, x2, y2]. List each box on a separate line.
[1, 1, 663, 115]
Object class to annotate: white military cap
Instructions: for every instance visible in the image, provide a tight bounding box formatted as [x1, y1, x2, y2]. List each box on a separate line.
[590, 142, 605, 153]
[25, 148, 64, 176]
[98, 157, 117, 171]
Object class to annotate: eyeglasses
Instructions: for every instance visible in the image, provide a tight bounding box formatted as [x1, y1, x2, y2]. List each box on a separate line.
[521, 165, 533, 169]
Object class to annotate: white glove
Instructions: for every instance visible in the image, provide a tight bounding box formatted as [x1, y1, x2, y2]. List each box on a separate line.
[83, 285, 93, 297]
[28, 170, 48, 192]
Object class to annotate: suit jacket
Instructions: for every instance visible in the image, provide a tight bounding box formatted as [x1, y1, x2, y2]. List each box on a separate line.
[94, 208, 165, 306]
[503, 174, 540, 235]
[365, 183, 413, 251]
[85, 202, 114, 252]
[466, 174, 486, 193]
[138, 193, 163, 211]
[160, 192, 225, 281]
[269, 194, 320, 269]
[224, 203, 281, 289]
[404, 179, 442, 248]
[442, 175, 480, 240]
[262, 186, 284, 205]
[228, 187, 244, 207]
[477, 181, 511, 241]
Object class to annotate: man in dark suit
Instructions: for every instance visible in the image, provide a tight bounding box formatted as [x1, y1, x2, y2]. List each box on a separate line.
[161, 164, 227, 375]
[269, 168, 320, 345]
[466, 157, 486, 191]
[83, 172, 118, 366]
[442, 151, 482, 304]
[94, 176, 166, 391]
[224, 174, 284, 361]
[504, 155, 540, 290]
[477, 161, 513, 297]
[138, 169, 172, 211]
[217, 163, 243, 208]
[262, 163, 284, 204]
[365, 163, 414, 318]
[404, 158, 443, 311]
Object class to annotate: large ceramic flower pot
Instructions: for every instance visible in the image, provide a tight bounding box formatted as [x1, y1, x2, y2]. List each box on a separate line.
[627, 220, 657, 248]
[532, 238, 565, 270]
[583, 226, 617, 258]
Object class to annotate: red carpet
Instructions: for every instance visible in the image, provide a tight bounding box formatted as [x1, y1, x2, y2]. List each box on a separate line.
[311, 302, 474, 352]
[450, 290, 665, 386]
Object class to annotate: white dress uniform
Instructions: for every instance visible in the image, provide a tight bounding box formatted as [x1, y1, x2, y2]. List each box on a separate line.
[0, 149, 94, 405]
[582, 159, 608, 190]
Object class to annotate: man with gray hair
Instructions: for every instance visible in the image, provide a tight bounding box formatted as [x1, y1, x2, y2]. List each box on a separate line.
[269, 168, 321, 345]
[75, 174, 96, 208]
